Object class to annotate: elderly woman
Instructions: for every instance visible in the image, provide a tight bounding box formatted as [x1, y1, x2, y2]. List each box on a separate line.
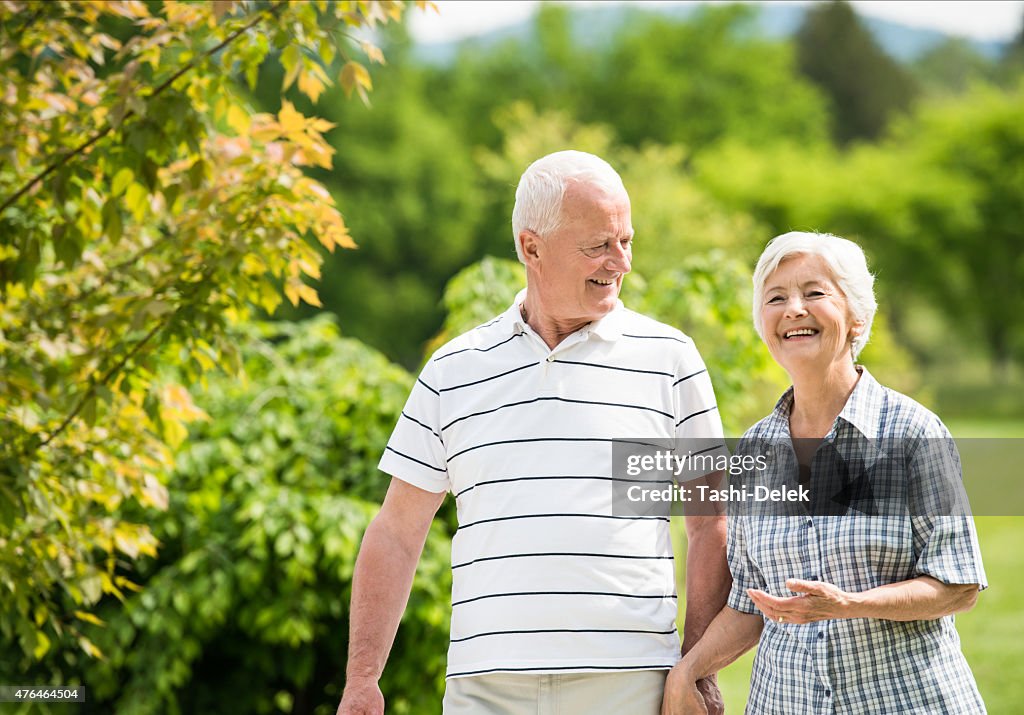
[663, 232, 986, 715]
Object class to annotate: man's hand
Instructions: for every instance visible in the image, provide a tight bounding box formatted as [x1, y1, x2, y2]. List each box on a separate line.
[662, 663, 709, 715]
[337, 676, 384, 715]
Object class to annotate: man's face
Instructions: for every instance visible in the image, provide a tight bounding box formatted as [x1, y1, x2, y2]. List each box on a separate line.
[522, 181, 633, 325]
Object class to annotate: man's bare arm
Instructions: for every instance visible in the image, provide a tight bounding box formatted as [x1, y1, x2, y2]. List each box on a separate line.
[337, 478, 446, 715]
[681, 472, 731, 652]
[671, 471, 731, 715]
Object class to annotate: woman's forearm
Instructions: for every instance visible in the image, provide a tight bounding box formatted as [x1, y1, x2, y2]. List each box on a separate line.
[846, 575, 978, 621]
[679, 606, 763, 680]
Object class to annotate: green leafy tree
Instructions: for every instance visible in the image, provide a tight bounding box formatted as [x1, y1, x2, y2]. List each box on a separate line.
[883, 83, 1024, 375]
[693, 86, 1021, 381]
[590, 3, 829, 151]
[911, 38, 999, 96]
[0, 0, 424, 668]
[420, 2, 597, 151]
[795, 0, 917, 144]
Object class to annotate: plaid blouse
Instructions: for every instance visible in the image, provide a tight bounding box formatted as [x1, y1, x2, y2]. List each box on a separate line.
[727, 368, 987, 714]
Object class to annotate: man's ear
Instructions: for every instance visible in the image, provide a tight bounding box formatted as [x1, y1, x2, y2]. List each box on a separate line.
[519, 230, 541, 263]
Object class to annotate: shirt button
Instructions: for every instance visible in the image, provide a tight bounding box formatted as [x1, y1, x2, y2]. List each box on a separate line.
[825, 690, 831, 697]
[805, 520, 813, 527]
[817, 632, 824, 640]
[546, 356, 554, 362]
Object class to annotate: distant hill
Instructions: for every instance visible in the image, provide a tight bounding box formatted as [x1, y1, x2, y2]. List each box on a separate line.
[413, 2, 1009, 65]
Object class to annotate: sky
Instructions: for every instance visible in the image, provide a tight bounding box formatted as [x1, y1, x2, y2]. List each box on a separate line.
[409, 0, 1024, 45]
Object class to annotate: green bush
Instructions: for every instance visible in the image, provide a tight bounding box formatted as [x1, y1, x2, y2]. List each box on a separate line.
[5, 317, 452, 715]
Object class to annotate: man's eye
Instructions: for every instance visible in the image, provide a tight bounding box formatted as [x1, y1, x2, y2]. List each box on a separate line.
[582, 244, 606, 257]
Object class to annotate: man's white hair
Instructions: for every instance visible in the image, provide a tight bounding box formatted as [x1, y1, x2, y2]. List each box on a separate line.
[752, 231, 878, 360]
[511, 150, 627, 263]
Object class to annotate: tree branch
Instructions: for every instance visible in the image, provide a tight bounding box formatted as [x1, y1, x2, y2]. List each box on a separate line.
[0, 1, 288, 216]
[35, 317, 168, 451]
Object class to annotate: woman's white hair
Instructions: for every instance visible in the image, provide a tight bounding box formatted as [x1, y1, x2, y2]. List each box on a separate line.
[752, 231, 878, 360]
[511, 150, 627, 263]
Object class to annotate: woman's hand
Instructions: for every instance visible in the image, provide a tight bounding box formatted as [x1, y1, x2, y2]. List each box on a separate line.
[748, 579, 853, 624]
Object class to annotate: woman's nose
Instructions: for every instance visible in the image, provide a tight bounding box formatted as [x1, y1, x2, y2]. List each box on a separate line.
[784, 296, 807, 318]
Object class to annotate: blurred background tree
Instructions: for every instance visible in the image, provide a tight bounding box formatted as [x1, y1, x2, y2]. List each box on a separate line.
[795, 0, 918, 144]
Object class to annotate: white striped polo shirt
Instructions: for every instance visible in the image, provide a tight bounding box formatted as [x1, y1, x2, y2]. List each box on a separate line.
[378, 291, 725, 679]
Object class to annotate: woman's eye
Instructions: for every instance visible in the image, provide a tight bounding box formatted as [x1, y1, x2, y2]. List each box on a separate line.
[807, 290, 825, 298]
[767, 296, 783, 304]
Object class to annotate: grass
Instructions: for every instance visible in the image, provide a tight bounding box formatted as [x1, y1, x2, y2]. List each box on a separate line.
[684, 418, 1024, 712]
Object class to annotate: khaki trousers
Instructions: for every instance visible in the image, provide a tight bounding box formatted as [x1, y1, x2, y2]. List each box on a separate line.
[442, 670, 668, 715]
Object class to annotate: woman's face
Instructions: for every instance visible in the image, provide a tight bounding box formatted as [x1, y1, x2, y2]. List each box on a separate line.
[760, 254, 861, 377]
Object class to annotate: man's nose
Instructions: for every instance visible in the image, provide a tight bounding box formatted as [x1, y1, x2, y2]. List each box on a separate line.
[605, 244, 631, 273]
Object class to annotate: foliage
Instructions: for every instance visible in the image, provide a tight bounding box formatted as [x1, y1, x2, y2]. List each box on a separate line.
[426, 255, 526, 357]
[591, 3, 830, 151]
[0, 0, 425, 668]
[911, 38, 1000, 96]
[298, 25, 484, 368]
[795, 0, 917, 144]
[7, 317, 451, 714]
[882, 82, 1024, 372]
[626, 253, 779, 433]
[694, 80, 1024, 374]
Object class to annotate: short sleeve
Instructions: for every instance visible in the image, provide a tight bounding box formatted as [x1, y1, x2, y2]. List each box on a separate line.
[907, 426, 987, 589]
[725, 514, 762, 614]
[911, 515, 987, 589]
[377, 358, 450, 493]
[672, 345, 724, 442]
[672, 343, 728, 483]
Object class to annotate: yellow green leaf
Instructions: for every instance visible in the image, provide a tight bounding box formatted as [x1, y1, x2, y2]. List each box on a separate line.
[79, 636, 105, 660]
[227, 103, 251, 136]
[297, 69, 325, 104]
[284, 280, 301, 307]
[281, 45, 302, 91]
[339, 61, 372, 99]
[33, 630, 51, 660]
[278, 100, 305, 135]
[111, 168, 134, 196]
[74, 610, 105, 627]
[360, 40, 386, 65]
[298, 283, 322, 308]
[125, 182, 149, 220]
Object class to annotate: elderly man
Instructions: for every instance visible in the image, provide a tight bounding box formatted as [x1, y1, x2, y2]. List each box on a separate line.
[338, 151, 730, 715]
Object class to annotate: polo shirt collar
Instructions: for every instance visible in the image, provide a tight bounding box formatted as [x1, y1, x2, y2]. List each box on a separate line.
[508, 288, 625, 341]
